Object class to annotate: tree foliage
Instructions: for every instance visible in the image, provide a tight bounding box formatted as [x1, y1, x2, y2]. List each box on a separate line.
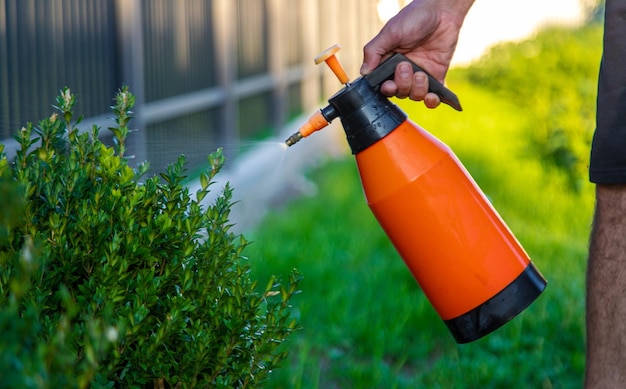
[462, 22, 603, 190]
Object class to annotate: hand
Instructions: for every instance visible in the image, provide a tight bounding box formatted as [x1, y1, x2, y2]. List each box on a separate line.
[361, 0, 474, 107]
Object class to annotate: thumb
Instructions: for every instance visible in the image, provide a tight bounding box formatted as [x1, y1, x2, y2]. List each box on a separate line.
[360, 34, 395, 75]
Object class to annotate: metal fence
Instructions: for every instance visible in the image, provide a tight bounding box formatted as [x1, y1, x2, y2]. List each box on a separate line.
[1, 0, 383, 172]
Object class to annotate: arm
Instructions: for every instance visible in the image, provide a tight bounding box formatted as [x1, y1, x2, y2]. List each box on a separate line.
[361, 0, 474, 107]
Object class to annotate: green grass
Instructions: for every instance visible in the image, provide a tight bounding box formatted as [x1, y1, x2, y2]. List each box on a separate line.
[244, 76, 594, 388]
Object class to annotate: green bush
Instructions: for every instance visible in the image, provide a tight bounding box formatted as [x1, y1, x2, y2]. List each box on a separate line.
[461, 22, 603, 190]
[0, 87, 301, 388]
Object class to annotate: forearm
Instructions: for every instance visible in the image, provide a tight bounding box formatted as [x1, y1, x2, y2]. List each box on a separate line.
[586, 184, 626, 387]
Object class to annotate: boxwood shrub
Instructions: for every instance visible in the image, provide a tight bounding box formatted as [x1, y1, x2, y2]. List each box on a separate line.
[0, 87, 301, 388]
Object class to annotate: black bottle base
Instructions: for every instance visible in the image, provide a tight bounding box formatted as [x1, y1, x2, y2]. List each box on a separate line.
[444, 263, 547, 344]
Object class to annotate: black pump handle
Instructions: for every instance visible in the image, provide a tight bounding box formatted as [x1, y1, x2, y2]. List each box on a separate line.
[365, 53, 462, 111]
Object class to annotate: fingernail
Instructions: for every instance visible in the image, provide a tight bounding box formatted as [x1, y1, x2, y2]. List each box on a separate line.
[360, 63, 369, 75]
[414, 73, 426, 86]
[399, 62, 411, 78]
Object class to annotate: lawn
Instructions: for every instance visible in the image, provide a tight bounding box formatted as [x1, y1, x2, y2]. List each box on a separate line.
[245, 75, 595, 388]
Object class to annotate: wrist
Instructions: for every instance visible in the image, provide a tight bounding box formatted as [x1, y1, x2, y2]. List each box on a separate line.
[424, 0, 475, 18]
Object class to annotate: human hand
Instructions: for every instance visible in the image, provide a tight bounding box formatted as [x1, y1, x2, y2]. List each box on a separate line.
[361, 0, 474, 107]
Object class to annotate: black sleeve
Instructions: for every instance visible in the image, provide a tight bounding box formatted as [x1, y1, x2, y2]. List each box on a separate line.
[589, 0, 626, 184]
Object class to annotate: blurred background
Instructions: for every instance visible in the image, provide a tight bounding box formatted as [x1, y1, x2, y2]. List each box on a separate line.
[0, 0, 607, 387]
[0, 0, 591, 172]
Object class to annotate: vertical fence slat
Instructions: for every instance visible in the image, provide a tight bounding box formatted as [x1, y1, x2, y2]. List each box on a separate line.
[300, 0, 319, 112]
[212, 0, 238, 160]
[7, 1, 21, 134]
[268, 0, 285, 132]
[0, 0, 9, 137]
[114, 0, 146, 162]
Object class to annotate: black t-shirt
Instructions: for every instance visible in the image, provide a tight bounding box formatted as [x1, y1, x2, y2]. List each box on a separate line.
[589, 0, 626, 184]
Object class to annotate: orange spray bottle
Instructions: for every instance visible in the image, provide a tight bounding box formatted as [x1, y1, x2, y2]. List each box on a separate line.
[286, 45, 546, 343]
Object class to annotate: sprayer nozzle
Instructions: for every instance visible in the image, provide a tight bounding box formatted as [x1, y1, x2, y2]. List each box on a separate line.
[285, 132, 303, 147]
[284, 110, 331, 147]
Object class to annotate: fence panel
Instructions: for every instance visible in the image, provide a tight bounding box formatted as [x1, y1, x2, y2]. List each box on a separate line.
[0, 0, 118, 139]
[1, 0, 384, 172]
[142, 0, 217, 102]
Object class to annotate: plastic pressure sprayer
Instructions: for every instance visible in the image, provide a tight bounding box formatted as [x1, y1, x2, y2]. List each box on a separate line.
[285, 44, 547, 343]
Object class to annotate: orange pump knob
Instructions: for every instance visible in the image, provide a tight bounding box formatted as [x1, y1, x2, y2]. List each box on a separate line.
[315, 44, 350, 85]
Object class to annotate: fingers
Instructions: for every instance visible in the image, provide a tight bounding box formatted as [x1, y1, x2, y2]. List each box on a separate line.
[423, 92, 441, 109]
[379, 62, 442, 108]
[408, 71, 427, 100]
[394, 62, 414, 98]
